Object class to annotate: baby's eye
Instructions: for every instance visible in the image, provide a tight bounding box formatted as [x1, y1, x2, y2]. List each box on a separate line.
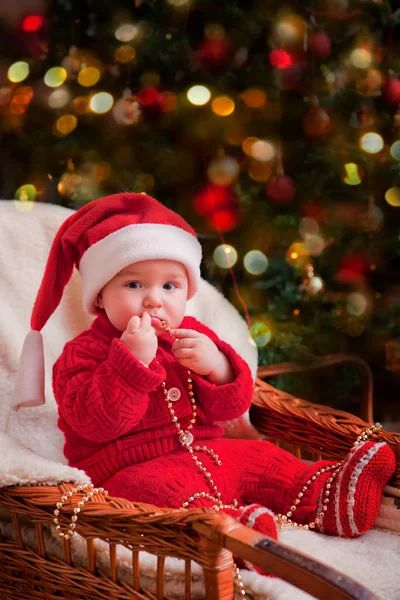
[163, 282, 177, 291]
[126, 281, 141, 289]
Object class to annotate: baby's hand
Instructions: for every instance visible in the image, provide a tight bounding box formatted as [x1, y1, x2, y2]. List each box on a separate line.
[120, 311, 158, 366]
[170, 329, 234, 384]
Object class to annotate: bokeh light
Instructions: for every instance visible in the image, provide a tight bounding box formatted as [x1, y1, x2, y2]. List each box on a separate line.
[15, 184, 37, 202]
[114, 45, 136, 63]
[250, 140, 275, 162]
[78, 67, 101, 87]
[115, 23, 139, 42]
[385, 187, 400, 207]
[207, 156, 239, 186]
[359, 132, 384, 154]
[213, 244, 238, 268]
[187, 85, 211, 106]
[90, 92, 114, 114]
[304, 276, 324, 295]
[250, 322, 272, 347]
[55, 114, 77, 135]
[244, 250, 268, 275]
[48, 87, 70, 109]
[299, 217, 319, 238]
[286, 241, 308, 269]
[242, 137, 259, 156]
[343, 163, 362, 185]
[390, 141, 400, 161]
[347, 292, 368, 316]
[248, 161, 271, 182]
[240, 88, 266, 109]
[350, 48, 372, 69]
[8, 62, 29, 83]
[269, 49, 293, 69]
[73, 96, 91, 114]
[212, 96, 235, 116]
[22, 14, 43, 32]
[44, 67, 67, 88]
[303, 234, 325, 255]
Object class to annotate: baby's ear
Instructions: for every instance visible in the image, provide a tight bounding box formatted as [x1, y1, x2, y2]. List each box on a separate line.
[95, 293, 104, 309]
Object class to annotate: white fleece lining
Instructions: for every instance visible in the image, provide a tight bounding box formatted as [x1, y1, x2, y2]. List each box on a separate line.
[79, 223, 202, 313]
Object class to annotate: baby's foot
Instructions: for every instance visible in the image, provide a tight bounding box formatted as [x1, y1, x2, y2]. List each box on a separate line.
[223, 503, 278, 575]
[318, 441, 396, 537]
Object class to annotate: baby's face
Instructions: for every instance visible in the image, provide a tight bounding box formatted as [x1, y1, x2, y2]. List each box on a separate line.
[96, 259, 189, 334]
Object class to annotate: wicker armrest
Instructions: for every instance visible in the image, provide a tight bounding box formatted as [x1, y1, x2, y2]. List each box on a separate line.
[257, 353, 373, 422]
[0, 482, 379, 600]
[250, 377, 400, 488]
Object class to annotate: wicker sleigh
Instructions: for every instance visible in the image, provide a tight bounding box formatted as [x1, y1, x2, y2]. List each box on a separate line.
[1, 356, 399, 600]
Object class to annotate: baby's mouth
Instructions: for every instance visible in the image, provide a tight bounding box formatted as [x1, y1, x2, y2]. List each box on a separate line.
[149, 316, 163, 327]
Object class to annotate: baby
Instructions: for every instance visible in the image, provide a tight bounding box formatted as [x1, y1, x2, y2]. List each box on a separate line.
[14, 193, 396, 544]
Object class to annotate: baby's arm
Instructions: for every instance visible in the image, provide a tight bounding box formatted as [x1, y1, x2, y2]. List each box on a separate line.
[171, 317, 254, 422]
[53, 336, 165, 443]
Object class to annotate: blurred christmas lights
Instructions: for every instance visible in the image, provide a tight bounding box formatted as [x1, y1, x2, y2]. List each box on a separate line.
[115, 24, 139, 42]
[213, 244, 238, 268]
[350, 48, 372, 69]
[44, 67, 67, 88]
[48, 87, 70, 109]
[212, 96, 235, 116]
[390, 141, 400, 161]
[8, 62, 29, 83]
[78, 67, 101, 87]
[250, 322, 272, 347]
[187, 85, 211, 105]
[359, 132, 384, 154]
[250, 140, 275, 162]
[90, 92, 114, 114]
[343, 163, 362, 185]
[385, 187, 400, 207]
[244, 250, 268, 275]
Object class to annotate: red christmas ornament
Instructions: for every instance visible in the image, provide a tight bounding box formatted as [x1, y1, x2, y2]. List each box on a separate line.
[194, 185, 239, 231]
[308, 32, 331, 60]
[303, 106, 333, 137]
[335, 255, 368, 284]
[382, 77, 400, 105]
[136, 88, 164, 118]
[269, 50, 293, 69]
[265, 175, 296, 204]
[208, 209, 240, 232]
[193, 184, 236, 216]
[302, 201, 326, 222]
[197, 38, 232, 67]
[22, 14, 44, 32]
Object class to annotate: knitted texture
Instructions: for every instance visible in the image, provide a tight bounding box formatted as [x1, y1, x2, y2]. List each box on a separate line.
[223, 504, 278, 576]
[315, 440, 396, 537]
[53, 313, 254, 484]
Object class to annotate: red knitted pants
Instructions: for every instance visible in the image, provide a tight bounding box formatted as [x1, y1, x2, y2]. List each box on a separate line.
[101, 439, 327, 520]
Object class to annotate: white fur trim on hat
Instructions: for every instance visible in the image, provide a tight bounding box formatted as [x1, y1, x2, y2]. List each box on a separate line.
[79, 223, 202, 313]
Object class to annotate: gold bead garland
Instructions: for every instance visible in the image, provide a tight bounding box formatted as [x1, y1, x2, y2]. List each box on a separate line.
[53, 484, 108, 539]
[160, 320, 240, 510]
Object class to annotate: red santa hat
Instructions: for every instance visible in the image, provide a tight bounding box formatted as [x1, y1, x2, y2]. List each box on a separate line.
[12, 192, 202, 411]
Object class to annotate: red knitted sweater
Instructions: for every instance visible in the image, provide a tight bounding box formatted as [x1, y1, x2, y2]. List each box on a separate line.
[53, 312, 254, 485]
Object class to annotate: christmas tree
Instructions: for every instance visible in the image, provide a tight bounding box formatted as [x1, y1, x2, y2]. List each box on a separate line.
[2, 0, 400, 422]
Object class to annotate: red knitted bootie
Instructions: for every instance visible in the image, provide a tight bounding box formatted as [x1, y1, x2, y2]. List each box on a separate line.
[223, 504, 278, 576]
[315, 441, 396, 537]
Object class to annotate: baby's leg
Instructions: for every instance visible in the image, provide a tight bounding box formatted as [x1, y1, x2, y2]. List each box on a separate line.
[233, 438, 395, 537]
